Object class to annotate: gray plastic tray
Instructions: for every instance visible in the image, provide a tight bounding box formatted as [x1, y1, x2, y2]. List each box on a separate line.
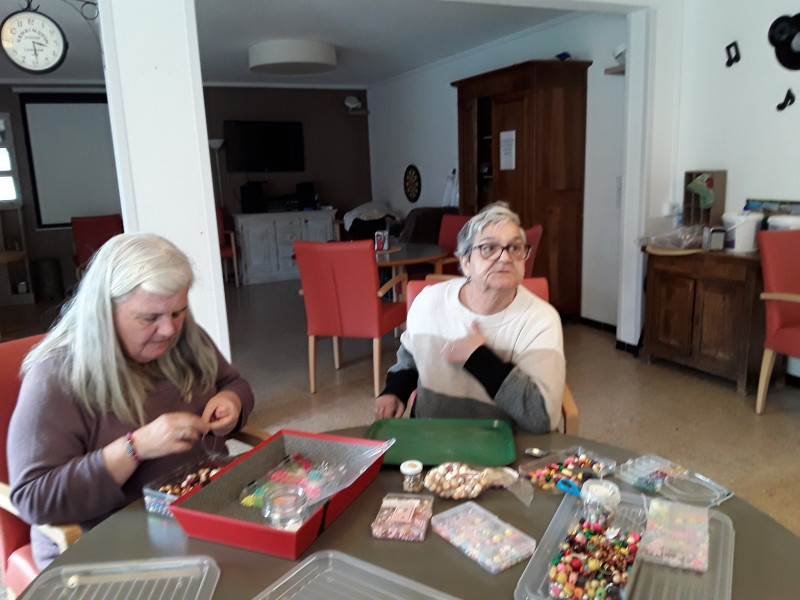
[253, 550, 459, 599]
[24, 555, 220, 599]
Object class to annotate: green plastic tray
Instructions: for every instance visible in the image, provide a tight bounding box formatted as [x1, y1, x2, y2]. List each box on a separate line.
[365, 419, 516, 466]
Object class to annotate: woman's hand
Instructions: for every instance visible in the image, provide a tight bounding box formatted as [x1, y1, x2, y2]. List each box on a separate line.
[442, 321, 486, 364]
[374, 394, 405, 420]
[201, 390, 243, 437]
[133, 412, 210, 459]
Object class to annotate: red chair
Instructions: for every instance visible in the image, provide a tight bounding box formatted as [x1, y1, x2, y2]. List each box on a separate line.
[523, 224, 543, 277]
[0, 335, 81, 598]
[216, 207, 239, 287]
[294, 240, 408, 397]
[404, 276, 577, 433]
[437, 214, 470, 275]
[71, 214, 124, 277]
[754, 229, 800, 414]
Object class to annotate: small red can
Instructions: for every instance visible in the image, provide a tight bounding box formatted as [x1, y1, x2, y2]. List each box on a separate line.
[374, 230, 389, 251]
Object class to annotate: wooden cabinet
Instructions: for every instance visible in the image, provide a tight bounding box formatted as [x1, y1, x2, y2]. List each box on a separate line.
[234, 210, 334, 284]
[642, 250, 764, 394]
[452, 60, 591, 315]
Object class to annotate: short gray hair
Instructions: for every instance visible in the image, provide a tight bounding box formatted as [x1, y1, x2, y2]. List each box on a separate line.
[455, 202, 526, 258]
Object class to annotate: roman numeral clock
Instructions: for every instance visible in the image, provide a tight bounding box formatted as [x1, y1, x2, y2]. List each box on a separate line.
[1, 3, 67, 74]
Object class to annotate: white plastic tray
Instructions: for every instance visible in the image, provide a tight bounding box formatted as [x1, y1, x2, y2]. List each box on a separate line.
[253, 550, 459, 599]
[25, 555, 220, 599]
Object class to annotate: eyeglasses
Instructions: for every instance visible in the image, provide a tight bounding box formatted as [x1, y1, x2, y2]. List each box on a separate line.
[469, 243, 531, 261]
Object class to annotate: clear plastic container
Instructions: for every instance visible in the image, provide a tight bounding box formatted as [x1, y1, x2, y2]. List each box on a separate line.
[371, 493, 434, 542]
[431, 501, 537, 574]
[262, 483, 309, 530]
[640, 499, 710, 571]
[518, 445, 616, 491]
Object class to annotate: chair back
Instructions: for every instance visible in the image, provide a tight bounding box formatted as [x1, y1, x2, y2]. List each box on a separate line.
[757, 229, 800, 347]
[523, 224, 543, 277]
[437, 214, 470, 254]
[71, 214, 124, 271]
[294, 240, 385, 338]
[0, 335, 44, 585]
[409, 277, 549, 311]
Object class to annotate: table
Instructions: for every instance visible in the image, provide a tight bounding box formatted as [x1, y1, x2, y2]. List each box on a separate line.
[375, 242, 448, 275]
[24, 430, 798, 599]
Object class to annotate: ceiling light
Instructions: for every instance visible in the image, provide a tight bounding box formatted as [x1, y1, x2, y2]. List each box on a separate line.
[249, 39, 337, 75]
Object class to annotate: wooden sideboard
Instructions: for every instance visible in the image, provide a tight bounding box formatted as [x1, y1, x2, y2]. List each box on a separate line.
[642, 249, 764, 394]
[234, 209, 335, 284]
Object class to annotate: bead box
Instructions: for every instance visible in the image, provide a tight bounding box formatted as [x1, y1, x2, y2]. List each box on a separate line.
[169, 430, 390, 559]
[143, 459, 228, 518]
[371, 493, 434, 542]
[518, 445, 616, 491]
[431, 501, 537, 574]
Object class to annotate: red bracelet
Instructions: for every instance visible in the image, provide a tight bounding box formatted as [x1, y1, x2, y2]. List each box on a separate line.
[124, 431, 142, 463]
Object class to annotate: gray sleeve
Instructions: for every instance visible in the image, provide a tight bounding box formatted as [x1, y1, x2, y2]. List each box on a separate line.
[8, 362, 125, 527]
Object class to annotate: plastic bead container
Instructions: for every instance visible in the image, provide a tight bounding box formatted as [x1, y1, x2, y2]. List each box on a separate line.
[431, 501, 537, 573]
[518, 446, 616, 491]
[640, 499, 710, 571]
[617, 454, 685, 493]
[371, 493, 434, 541]
[143, 460, 226, 518]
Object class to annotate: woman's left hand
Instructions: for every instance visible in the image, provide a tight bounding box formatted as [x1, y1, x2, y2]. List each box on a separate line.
[202, 390, 243, 437]
[442, 321, 486, 365]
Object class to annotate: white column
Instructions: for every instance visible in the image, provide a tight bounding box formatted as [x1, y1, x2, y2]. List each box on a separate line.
[98, 0, 230, 359]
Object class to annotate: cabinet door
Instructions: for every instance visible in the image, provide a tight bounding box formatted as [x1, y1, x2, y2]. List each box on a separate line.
[274, 217, 302, 273]
[237, 217, 279, 284]
[692, 278, 744, 375]
[491, 91, 528, 222]
[646, 270, 695, 357]
[302, 214, 333, 242]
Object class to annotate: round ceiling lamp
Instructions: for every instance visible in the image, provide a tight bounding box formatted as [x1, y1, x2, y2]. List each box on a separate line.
[249, 39, 337, 75]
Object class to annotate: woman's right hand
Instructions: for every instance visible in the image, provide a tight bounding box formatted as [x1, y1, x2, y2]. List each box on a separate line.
[131, 412, 210, 460]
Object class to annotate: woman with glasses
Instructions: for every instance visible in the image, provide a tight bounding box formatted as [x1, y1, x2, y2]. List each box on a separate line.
[374, 202, 564, 433]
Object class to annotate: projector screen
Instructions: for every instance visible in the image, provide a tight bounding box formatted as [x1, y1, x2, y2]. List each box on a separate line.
[22, 94, 121, 228]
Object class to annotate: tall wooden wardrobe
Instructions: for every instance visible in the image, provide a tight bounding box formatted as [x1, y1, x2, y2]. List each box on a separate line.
[452, 60, 591, 315]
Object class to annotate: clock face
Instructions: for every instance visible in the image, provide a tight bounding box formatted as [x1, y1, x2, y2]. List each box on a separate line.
[1, 10, 68, 74]
[404, 164, 421, 202]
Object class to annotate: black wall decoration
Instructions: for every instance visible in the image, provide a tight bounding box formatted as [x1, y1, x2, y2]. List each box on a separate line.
[777, 89, 795, 111]
[725, 42, 740, 67]
[768, 14, 800, 70]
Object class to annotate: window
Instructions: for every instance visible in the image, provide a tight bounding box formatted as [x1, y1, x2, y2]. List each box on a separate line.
[0, 113, 20, 207]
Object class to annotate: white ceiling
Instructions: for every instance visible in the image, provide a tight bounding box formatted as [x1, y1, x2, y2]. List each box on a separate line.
[0, 0, 574, 87]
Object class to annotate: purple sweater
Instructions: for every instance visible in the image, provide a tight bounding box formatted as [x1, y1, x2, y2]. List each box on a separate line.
[7, 338, 254, 568]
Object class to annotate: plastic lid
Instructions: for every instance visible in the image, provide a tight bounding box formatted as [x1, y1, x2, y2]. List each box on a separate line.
[580, 479, 621, 507]
[400, 460, 423, 476]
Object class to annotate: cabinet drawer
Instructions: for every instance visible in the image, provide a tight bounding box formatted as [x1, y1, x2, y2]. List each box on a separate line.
[650, 254, 750, 283]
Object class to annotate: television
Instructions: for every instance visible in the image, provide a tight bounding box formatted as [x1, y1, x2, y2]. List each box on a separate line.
[223, 120, 305, 173]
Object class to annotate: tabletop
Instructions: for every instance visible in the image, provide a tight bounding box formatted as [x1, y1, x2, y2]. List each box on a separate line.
[375, 242, 447, 269]
[24, 429, 797, 599]
[0, 250, 25, 265]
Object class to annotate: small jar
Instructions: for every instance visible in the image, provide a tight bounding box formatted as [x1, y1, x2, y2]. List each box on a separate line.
[400, 460, 423, 493]
[262, 483, 308, 530]
[580, 479, 621, 528]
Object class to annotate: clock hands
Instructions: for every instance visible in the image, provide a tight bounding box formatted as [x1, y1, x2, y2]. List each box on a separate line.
[31, 40, 44, 59]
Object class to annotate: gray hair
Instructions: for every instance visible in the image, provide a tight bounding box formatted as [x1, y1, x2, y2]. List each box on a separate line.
[455, 202, 526, 258]
[23, 233, 218, 425]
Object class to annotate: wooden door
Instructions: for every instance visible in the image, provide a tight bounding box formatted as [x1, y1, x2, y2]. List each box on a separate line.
[491, 91, 528, 222]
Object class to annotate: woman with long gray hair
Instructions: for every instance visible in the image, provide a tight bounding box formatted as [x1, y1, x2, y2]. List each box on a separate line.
[8, 232, 254, 568]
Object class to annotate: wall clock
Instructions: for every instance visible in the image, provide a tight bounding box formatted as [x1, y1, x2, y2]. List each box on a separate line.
[404, 164, 421, 202]
[1, 7, 68, 74]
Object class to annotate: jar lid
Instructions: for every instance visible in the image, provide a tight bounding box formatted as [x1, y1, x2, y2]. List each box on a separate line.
[580, 479, 621, 507]
[400, 460, 422, 476]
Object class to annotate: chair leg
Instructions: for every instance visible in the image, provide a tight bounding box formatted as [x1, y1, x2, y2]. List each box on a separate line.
[333, 337, 342, 370]
[232, 245, 240, 287]
[373, 337, 382, 397]
[308, 335, 316, 394]
[755, 348, 776, 414]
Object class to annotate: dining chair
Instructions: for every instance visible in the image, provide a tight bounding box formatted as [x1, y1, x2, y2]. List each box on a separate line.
[437, 214, 470, 275]
[294, 240, 408, 397]
[523, 224, 543, 277]
[405, 276, 577, 433]
[70, 214, 124, 278]
[754, 229, 800, 414]
[0, 335, 82, 599]
[216, 207, 239, 287]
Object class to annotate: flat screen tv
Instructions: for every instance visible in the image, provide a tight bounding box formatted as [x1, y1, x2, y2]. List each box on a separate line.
[223, 120, 305, 173]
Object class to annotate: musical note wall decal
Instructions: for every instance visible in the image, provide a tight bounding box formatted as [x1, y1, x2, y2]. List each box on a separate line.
[777, 89, 795, 111]
[725, 41, 741, 67]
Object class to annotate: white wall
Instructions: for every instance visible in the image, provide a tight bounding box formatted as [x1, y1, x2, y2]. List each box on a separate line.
[676, 0, 800, 210]
[368, 12, 626, 325]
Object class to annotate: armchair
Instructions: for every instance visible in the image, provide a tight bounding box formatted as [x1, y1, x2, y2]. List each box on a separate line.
[754, 229, 800, 414]
[70, 214, 124, 278]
